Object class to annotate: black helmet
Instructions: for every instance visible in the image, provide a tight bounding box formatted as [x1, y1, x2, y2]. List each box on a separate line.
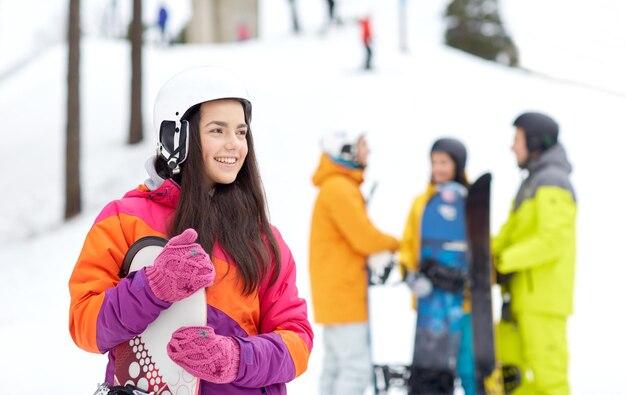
[513, 112, 559, 152]
[431, 138, 467, 185]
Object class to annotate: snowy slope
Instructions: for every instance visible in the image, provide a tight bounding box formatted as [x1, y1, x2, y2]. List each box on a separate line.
[1, 1, 625, 394]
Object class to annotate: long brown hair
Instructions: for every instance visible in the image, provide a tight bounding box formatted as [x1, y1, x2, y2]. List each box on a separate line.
[157, 100, 281, 295]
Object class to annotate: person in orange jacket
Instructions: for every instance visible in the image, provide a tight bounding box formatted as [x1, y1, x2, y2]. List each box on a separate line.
[309, 130, 400, 395]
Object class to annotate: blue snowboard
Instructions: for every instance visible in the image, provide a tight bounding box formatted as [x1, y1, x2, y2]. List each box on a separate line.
[412, 182, 468, 373]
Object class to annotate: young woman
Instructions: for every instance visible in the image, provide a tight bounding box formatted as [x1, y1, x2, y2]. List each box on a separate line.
[69, 66, 313, 394]
[400, 138, 475, 395]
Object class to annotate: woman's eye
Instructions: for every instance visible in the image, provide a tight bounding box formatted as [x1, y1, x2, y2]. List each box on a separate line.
[209, 128, 222, 134]
[237, 129, 248, 136]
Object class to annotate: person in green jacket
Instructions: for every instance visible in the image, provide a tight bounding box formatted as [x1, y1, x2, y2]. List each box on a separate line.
[493, 112, 576, 395]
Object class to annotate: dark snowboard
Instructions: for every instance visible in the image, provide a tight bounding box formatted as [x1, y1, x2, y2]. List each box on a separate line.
[466, 173, 503, 394]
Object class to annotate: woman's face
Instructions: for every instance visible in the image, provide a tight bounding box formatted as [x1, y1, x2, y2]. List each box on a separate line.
[198, 99, 248, 188]
[431, 151, 456, 185]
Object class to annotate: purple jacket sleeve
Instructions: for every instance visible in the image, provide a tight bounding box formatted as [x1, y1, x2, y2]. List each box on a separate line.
[96, 268, 171, 352]
[232, 333, 295, 387]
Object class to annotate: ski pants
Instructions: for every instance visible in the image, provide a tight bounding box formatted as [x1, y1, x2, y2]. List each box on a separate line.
[409, 312, 475, 395]
[320, 322, 371, 395]
[364, 44, 372, 70]
[457, 312, 476, 395]
[497, 313, 570, 395]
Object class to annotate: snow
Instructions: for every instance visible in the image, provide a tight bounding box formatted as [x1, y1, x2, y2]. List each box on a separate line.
[500, 0, 626, 97]
[1, 0, 625, 394]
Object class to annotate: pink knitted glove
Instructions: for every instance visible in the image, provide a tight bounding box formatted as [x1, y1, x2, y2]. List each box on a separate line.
[145, 228, 215, 303]
[167, 326, 240, 384]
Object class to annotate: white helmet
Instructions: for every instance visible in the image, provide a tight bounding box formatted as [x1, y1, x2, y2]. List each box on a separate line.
[153, 65, 251, 172]
[320, 130, 365, 165]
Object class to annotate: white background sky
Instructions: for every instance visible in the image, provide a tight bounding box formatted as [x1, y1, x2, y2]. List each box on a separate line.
[0, 0, 625, 394]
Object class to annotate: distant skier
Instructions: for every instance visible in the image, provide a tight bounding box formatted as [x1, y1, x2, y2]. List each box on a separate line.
[309, 131, 400, 395]
[400, 138, 475, 395]
[157, 4, 169, 45]
[236, 21, 250, 41]
[493, 112, 576, 394]
[288, 0, 300, 34]
[319, 0, 342, 34]
[327, 0, 335, 21]
[359, 15, 373, 70]
[325, 0, 338, 24]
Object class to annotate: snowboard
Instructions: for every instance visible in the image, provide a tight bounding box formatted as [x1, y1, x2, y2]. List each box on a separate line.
[409, 181, 469, 394]
[113, 236, 207, 395]
[466, 173, 505, 395]
[369, 268, 414, 395]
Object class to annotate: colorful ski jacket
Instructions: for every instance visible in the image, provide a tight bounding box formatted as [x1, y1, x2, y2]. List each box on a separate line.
[309, 154, 399, 324]
[360, 17, 372, 44]
[399, 183, 437, 275]
[69, 172, 313, 394]
[400, 183, 471, 312]
[492, 143, 577, 317]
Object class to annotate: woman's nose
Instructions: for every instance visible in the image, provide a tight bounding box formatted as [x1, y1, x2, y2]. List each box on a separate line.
[225, 131, 242, 149]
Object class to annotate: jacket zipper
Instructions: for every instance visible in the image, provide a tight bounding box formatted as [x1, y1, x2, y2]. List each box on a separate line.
[527, 271, 534, 292]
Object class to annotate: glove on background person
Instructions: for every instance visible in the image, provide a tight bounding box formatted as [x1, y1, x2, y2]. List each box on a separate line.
[367, 251, 395, 271]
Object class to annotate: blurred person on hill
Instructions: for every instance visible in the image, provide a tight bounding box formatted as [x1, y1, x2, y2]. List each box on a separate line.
[327, 0, 336, 23]
[359, 15, 373, 70]
[325, 0, 341, 25]
[309, 130, 400, 395]
[157, 3, 169, 45]
[493, 111, 576, 395]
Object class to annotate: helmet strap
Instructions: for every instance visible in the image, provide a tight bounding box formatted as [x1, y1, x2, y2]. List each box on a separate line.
[158, 119, 189, 174]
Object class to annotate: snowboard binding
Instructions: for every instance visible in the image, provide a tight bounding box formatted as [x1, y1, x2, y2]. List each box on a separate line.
[502, 364, 522, 394]
[93, 383, 153, 395]
[373, 364, 410, 394]
[481, 363, 521, 395]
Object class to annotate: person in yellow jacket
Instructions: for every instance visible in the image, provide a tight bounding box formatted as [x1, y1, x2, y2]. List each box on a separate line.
[399, 138, 475, 395]
[493, 112, 576, 395]
[309, 130, 400, 395]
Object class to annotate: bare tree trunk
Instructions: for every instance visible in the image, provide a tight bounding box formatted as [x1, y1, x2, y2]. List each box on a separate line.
[65, 0, 81, 219]
[214, 0, 223, 42]
[128, 0, 143, 144]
